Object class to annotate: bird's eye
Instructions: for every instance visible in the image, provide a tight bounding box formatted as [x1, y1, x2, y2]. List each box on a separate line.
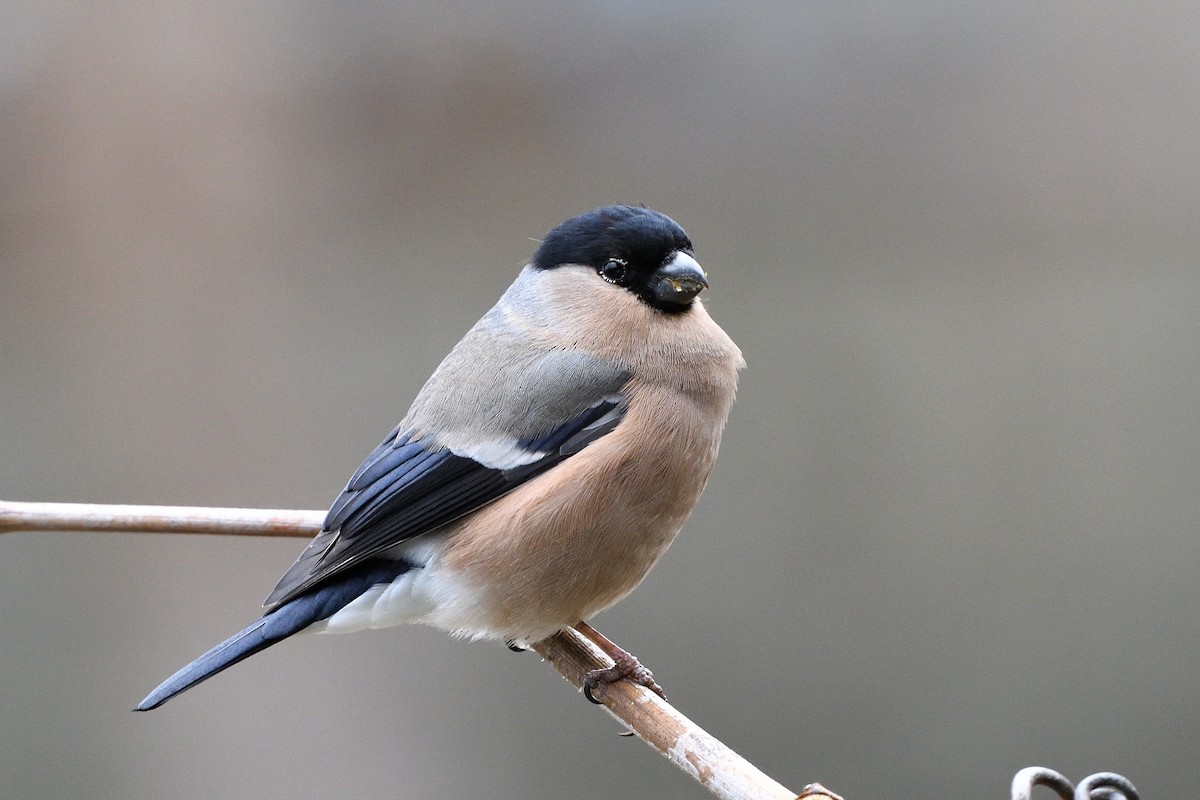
[599, 258, 629, 285]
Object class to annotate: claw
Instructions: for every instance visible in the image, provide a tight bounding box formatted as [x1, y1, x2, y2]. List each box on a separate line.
[571, 621, 667, 704]
[581, 649, 666, 704]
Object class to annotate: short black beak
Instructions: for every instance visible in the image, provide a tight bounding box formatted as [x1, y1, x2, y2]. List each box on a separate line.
[652, 252, 709, 307]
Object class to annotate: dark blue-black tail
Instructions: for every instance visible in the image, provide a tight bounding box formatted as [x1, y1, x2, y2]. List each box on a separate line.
[135, 559, 409, 711]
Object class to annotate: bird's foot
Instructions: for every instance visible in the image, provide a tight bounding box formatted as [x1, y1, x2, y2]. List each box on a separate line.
[573, 621, 667, 704]
[582, 647, 666, 704]
[505, 640, 527, 652]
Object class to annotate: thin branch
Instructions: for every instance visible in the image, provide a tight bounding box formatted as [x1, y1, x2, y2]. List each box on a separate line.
[0, 500, 323, 537]
[1, 499, 836, 800]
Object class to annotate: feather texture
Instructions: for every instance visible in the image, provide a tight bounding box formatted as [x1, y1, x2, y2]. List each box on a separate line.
[136, 560, 409, 711]
[263, 394, 627, 609]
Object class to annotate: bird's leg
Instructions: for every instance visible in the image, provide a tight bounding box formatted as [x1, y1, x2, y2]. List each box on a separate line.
[574, 621, 666, 704]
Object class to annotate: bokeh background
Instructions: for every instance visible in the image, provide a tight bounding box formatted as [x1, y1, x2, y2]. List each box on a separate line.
[2, 3, 1197, 798]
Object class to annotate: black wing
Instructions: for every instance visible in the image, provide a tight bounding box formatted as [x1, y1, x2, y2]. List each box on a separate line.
[263, 395, 626, 609]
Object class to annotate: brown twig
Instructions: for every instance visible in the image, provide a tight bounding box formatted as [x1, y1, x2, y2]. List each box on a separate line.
[0, 499, 834, 800]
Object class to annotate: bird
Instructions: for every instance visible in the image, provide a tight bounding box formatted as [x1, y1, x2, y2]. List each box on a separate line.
[136, 204, 744, 711]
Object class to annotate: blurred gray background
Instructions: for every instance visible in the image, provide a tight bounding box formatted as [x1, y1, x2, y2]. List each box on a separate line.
[1, 3, 1197, 799]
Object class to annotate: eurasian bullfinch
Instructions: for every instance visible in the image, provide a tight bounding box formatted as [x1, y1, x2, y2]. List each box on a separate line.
[136, 205, 744, 711]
